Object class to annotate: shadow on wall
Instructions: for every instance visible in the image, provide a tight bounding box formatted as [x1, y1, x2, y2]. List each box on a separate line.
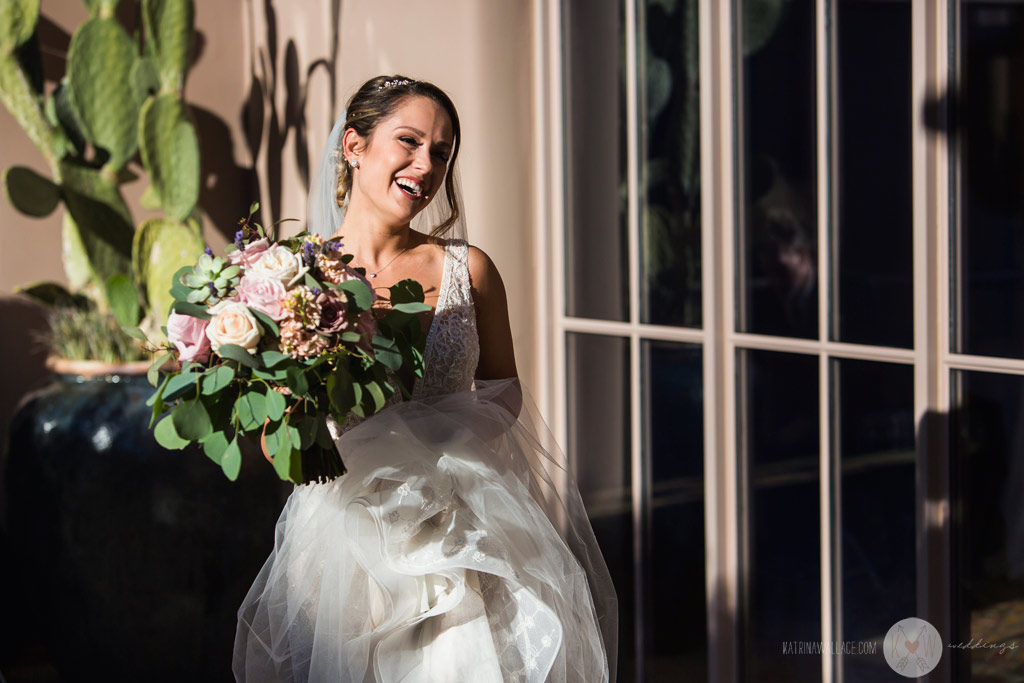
[241, 0, 341, 230]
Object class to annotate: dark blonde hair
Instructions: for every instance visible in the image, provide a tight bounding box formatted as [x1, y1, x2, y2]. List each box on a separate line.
[336, 75, 462, 236]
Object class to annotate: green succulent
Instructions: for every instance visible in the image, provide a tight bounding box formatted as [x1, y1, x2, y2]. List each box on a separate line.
[182, 253, 240, 305]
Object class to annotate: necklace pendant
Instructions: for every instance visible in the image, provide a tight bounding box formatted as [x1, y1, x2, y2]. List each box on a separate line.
[368, 272, 377, 279]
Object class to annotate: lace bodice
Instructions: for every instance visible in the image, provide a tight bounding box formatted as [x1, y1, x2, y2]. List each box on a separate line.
[412, 238, 479, 398]
[328, 239, 478, 440]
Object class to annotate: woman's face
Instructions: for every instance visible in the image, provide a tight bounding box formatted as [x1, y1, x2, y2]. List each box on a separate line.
[346, 95, 454, 228]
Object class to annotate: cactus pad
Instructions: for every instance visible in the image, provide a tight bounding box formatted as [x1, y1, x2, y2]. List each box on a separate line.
[142, 0, 194, 93]
[67, 17, 140, 169]
[139, 93, 199, 221]
[3, 165, 59, 217]
[133, 217, 205, 319]
[0, 0, 39, 53]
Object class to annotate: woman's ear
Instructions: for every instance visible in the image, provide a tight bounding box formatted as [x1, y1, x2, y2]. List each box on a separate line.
[341, 128, 364, 166]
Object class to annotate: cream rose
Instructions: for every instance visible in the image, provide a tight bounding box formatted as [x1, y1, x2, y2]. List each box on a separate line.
[248, 244, 308, 288]
[206, 300, 263, 354]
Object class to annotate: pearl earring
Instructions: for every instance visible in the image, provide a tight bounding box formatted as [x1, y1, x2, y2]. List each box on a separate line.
[349, 158, 359, 169]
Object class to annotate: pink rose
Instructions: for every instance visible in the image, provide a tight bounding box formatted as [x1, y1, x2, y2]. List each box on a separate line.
[167, 312, 211, 363]
[236, 274, 287, 320]
[228, 237, 270, 268]
[316, 290, 351, 334]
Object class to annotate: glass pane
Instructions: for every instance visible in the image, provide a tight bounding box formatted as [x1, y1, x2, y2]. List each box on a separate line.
[566, 332, 634, 680]
[741, 349, 821, 681]
[836, 359, 916, 682]
[564, 0, 629, 322]
[739, 0, 819, 339]
[957, 3, 1024, 358]
[951, 371, 1024, 681]
[835, 1, 913, 348]
[640, 0, 701, 328]
[642, 341, 705, 680]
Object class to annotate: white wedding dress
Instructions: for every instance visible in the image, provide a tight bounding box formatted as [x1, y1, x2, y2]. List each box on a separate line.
[233, 239, 617, 682]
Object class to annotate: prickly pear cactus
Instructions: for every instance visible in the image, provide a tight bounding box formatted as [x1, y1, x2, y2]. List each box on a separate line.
[139, 93, 199, 221]
[66, 17, 140, 170]
[132, 217, 205, 322]
[0, 0, 202, 361]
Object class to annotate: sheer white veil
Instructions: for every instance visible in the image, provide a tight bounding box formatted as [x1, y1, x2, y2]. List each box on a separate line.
[306, 112, 467, 242]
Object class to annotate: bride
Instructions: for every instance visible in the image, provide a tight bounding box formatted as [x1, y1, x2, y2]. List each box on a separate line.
[233, 75, 617, 682]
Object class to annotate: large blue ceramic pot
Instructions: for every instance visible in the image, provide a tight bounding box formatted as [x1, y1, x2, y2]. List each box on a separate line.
[5, 363, 288, 681]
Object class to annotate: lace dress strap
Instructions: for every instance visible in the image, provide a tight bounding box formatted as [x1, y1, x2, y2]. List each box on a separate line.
[413, 239, 479, 398]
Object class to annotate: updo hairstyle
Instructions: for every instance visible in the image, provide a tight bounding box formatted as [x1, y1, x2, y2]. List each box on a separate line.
[336, 75, 462, 236]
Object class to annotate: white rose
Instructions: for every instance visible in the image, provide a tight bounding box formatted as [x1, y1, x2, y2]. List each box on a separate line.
[249, 244, 309, 288]
[206, 300, 263, 354]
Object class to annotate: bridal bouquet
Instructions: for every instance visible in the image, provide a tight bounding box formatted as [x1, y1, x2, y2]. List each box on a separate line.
[141, 205, 429, 483]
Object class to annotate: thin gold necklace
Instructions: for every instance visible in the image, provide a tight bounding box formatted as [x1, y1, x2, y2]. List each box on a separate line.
[366, 245, 411, 279]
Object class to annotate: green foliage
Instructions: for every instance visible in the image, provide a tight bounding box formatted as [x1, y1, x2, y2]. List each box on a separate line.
[0, 0, 199, 363]
[46, 306, 147, 363]
[105, 273, 140, 326]
[132, 217, 205, 320]
[147, 239, 431, 484]
[139, 93, 199, 220]
[3, 165, 58, 216]
[142, 0, 194, 93]
[67, 17, 140, 170]
[0, 0, 39, 53]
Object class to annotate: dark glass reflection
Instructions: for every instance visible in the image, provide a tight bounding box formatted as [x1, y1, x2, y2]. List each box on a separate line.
[564, 0, 629, 322]
[835, 1, 913, 348]
[640, 0, 701, 328]
[740, 0, 818, 339]
[958, 3, 1024, 358]
[566, 332, 634, 681]
[951, 371, 1024, 681]
[642, 341, 705, 679]
[837, 359, 916, 682]
[741, 349, 821, 682]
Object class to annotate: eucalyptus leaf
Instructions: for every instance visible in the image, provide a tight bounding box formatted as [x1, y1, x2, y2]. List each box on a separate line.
[201, 429, 229, 465]
[123, 325, 147, 342]
[334, 279, 373, 310]
[260, 350, 289, 368]
[285, 366, 309, 396]
[201, 364, 234, 395]
[326, 368, 355, 416]
[221, 436, 242, 481]
[216, 343, 260, 368]
[171, 299, 210, 320]
[154, 414, 188, 450]
[365, 380, 386, 412]
[297, 417, 317, 450]
[234, 390, 266, 431]
[250, 308, 279, 336]
[389, 279, 425, 305]
[172, 397, 212, 441]
[391, 302, 431, 315]
[265, 388, 286, 421]
[147, 351, 172, 387]
[163, 369, 200, 401]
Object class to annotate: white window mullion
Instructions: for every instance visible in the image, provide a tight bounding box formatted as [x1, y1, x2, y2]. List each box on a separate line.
[816, 1, 839, 679]
[912, 3, 954, 682]
[623, 1, 646, 679]
[702, 0, 740, 680]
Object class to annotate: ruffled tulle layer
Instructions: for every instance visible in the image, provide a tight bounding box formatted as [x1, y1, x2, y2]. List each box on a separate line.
[233, 379, 617, 682]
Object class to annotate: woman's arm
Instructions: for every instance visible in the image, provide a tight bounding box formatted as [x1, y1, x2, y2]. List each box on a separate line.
[468, 245, 518, 381]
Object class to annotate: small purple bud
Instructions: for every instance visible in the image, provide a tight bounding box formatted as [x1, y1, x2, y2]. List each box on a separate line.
[204, 246, 213, 256]
[311, 287, 323, 297]
[207, 282, 217, 295]
[234, 230, 244, 242]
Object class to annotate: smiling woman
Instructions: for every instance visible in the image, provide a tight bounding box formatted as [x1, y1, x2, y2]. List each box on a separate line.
[232, 75, 617, 682]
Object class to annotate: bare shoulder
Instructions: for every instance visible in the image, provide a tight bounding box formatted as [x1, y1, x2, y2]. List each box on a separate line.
[466, 244, 505, 296]
[465, 243, 517, 379]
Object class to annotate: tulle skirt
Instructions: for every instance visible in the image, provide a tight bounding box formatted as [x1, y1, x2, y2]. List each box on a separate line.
[233, 379, 617, 682]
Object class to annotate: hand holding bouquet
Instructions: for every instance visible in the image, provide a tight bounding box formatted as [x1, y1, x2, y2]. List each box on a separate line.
[140, 205, 429, 483]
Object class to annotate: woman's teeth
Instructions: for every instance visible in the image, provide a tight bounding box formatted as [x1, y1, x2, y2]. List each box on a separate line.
[396, 178, 423, 197]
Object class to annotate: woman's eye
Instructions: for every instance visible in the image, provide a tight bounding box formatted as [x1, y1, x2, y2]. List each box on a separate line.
[399, 136, 417, 146]
[432, 150, 450, 162]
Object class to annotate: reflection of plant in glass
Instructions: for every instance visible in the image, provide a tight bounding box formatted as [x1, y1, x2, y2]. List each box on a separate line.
[0, 0, 204, 360]
[641, 0, 702, 326]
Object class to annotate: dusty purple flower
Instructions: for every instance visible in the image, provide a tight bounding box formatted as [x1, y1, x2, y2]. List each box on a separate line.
[316, 290, 350, 334]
